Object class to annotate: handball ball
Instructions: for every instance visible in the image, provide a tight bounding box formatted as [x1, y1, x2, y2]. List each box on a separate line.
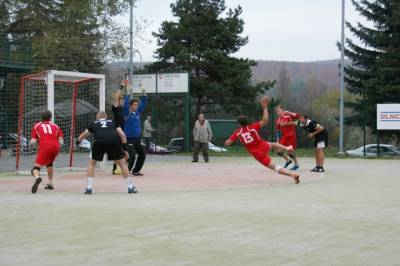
[261, 97, 270, 105]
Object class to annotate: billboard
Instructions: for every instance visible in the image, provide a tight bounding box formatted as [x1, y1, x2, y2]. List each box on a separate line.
[128, 74, 156, 94]
[377, 104, 400, 130]
[157, 73, 189, 93]
[128, 73, 189, 94]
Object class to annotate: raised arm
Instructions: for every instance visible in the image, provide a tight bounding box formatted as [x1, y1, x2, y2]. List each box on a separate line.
[259, 97, 270, 128]
[113, 88, 123, 107]
[137, 94, 147, 114]
[123, 94, 130, 117]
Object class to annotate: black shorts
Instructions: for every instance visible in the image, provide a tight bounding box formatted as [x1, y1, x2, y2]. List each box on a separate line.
[314, 132, 328, 148]
[91, 139, 124, 161]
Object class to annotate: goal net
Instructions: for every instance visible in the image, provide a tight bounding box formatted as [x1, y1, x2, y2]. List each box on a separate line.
[16, 70, 105, 174]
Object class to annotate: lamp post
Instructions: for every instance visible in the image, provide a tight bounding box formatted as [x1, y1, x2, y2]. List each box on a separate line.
[129, 0, 134, 76]
[339, 0, 345, 154]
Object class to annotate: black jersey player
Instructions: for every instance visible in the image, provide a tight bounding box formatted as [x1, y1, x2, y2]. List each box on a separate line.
[77, 111, 137, 194]
[297, 114, 328, 172]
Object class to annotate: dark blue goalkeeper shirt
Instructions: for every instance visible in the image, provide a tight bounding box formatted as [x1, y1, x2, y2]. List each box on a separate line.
[123, 95, 147, 139]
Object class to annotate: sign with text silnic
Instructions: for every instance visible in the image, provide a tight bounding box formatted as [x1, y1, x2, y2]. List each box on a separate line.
[377, 104, 400, 130]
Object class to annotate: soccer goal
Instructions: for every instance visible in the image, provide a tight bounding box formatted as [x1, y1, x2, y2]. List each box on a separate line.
[16, 70, 105, 174]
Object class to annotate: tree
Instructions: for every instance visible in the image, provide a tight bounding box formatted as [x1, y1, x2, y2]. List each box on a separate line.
[146, 0, 272, 116]
[343, 0, 400, 139]
[276, 64, 290, 105]
[305, 76, 327, 114]
[1, 0, 132, 72]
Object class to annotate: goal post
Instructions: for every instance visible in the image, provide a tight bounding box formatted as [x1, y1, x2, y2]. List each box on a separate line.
[16, 70, 105, 174]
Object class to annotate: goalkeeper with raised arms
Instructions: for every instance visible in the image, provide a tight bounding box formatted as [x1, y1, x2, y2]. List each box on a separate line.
[123, 83, 147, 176]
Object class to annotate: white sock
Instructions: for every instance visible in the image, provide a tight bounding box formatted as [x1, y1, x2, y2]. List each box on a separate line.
[126, 177, 133, 188]
[87, 177, 93, 188]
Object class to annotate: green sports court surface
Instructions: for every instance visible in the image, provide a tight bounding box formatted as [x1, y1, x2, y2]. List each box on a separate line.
[0, 157, 399, 265]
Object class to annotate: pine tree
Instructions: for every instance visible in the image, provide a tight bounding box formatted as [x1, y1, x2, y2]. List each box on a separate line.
[344, 0, 400, 138]
[146, 0, 272, 116]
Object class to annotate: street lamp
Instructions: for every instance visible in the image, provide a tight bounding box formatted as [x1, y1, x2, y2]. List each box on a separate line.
[129, 0, 134, 75]
[339, 0, 345, 154]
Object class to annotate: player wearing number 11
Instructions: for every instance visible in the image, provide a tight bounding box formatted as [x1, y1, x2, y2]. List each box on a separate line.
[225, 97, 300, 184]
[30, 110, 64, 193]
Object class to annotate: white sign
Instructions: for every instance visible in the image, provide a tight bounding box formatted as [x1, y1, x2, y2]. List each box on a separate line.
[129, 74, 156, 94]
[157, 73, 189, 93]
[377, 104, 400, 130]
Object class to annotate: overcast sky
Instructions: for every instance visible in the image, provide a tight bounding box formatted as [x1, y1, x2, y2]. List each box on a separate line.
[115, 0, 365, 62]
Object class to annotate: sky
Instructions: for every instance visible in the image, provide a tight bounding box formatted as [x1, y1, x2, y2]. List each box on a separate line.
[115, 0, 365, 62]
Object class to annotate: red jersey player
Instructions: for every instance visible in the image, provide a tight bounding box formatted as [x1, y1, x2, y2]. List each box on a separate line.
[30, 110, 64, 193]
[275, 105, 300, 170]
[225, 97, 299, 184]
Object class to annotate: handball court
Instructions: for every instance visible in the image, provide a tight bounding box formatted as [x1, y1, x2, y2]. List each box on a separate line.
[1, 157, 399, 266]
[0, 156, 321, 193]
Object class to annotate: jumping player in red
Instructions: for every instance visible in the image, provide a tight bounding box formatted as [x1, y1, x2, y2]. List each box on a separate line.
[30, 110, 64, 193]
[225, 97, 299, 184]
[275, 105, 300, 170]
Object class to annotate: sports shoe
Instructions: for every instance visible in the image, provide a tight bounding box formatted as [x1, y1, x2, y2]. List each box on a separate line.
[128, 186, 138, 194]
[132, 172, 144, 176]
[44, 183, 54, 190]
[315, 167, 325, 172]
[191, 160, 198, 163]
[290, 164, 299, 171]
[310, 167, 319, 172]
[84, 187, 93, 194]
[31, 177, 42, 194]
[283, 160, 292, 168]
[293, 175, 300, 184]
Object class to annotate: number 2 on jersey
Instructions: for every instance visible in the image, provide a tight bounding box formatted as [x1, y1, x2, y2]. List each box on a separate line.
[41, 124, 52, 134]
[241, 132, 254, 144]
[100, 121, 107, 128]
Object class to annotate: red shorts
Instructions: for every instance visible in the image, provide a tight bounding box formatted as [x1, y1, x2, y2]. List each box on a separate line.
[279, 136, 297, 149]
[250, 142, 271, 167]
[35, 145, 60, 166]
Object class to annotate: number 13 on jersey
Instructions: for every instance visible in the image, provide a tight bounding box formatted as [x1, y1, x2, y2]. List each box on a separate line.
[241, 132, 254, 144]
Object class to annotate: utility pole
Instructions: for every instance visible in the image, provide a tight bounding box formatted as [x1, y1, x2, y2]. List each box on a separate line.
[129, 0, 134, 76]
[339, 0, 345, 154]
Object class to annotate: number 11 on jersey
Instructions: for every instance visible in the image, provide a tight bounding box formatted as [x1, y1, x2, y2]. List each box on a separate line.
[41, 124, 52, 134]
